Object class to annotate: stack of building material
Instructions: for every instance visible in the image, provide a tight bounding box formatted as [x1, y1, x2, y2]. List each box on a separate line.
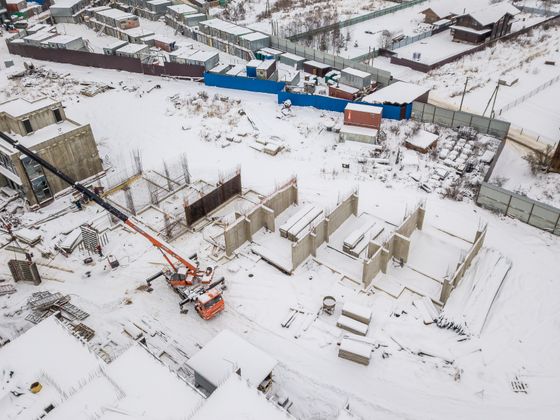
[0, 284, 17, 296]
[342, 301, 372, 324]
[286, 207, 323, 241]
[14, 228, 41, 246]
[279, 205, 313, 238]
[336, 315, 369, 336]
[338, 337, 372, 365]
[59, 227, 83, 253]
[343, 222, 378, 257]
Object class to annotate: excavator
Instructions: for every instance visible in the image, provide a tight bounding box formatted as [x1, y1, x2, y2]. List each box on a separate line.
[0, 131, 225, 320]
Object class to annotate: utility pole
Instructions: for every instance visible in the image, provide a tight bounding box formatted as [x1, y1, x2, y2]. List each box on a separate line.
[459, 77, 469, 111]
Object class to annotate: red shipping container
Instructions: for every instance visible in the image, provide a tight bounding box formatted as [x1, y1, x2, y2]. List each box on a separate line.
[344, 103, 382, 129]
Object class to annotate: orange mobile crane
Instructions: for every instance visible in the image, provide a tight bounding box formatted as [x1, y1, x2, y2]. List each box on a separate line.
[0, 131, 225, 320]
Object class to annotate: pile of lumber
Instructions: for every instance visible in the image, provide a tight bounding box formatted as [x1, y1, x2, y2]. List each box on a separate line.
[337, 315, 369, 336]
[337, 302, 372, 336]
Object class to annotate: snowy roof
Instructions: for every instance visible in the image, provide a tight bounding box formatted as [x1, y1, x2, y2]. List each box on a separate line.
[51, 0, 84, 8]
[451, 25, 491, 35]
[188, 50, 219, 62]
[123, 27, 154, 37]
[24, 31, 56, 41]
[281, 52, 305, 61]
[116, 43, 149, 54]
[304, 60, 331, 69]
[240, 32, 269, 41]
[421, 4, 455, 18]
[106, 345, 204, 418]
[341, 67, 371, 79]
[406, 130, 439, 149]
[345, 102, 382, 114]
[0, 317, 103, 419]
[340, 125, 378, 137]
[363, 81, 429, 104]
[147, 0, 170, 5]
[467, 2, 520, 26]
[46, 34, 81, 44]
[187, 330, 277, 388]
[0, 97, 58, 117]
[167, 3, 196, 14]
[246, 59, 261, 68]
[191, 374, 293, 420]
[332, 83, 359, 94]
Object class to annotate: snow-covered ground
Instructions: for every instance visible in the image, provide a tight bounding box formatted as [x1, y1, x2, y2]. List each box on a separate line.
[1, 23, 560, 420]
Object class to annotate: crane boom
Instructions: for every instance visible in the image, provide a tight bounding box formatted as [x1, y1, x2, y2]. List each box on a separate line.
[0, 131, 198, 273]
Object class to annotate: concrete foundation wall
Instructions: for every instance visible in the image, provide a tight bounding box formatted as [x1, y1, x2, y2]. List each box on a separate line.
[224, 216, 250, 256]
[362, 247, 383, 287]
[440, 225, 487, 304]
[361, 201, 424, 287]
[262, 180, 298, 215]
[327, 192, 358, 236]
[223, 181, 298, 256]
[291, 192, 358, 271]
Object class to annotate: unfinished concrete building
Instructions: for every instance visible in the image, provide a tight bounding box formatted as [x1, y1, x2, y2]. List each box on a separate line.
[0, 97, 103, 206]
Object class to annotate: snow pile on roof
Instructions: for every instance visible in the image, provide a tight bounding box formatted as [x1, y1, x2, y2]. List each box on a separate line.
[345, 102, 382, 114]
[468, 2, 520, 26]
[187, 329, 277, 388]
[191, 374, 293, 420]
[363, 81, 429, 105]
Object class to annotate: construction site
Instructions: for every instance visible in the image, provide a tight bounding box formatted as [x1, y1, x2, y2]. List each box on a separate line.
[1, 2, 560, 418]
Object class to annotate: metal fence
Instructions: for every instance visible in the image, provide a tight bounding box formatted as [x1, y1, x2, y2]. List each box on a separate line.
[411, 102, 511, 139]
[270, 36, 393, 86]
[287, 0, 429, 41]
[518, 5, 560, 17]
[497, 73, 560, 115]
[477, 182, 560, 235]
[390, 29, 433, 50]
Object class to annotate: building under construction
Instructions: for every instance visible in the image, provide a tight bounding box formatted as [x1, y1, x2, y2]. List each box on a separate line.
[0, 97, 103, 206]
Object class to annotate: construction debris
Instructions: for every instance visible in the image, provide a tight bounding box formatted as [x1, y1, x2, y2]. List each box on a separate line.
[25, 291, 89, 324]
[0, 284, 17, 296]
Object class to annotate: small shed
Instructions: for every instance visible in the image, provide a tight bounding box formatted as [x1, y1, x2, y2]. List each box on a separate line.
[329, 83, 359, 101]
[166, 3, 197, 21]
[179, 12, 203, 26]
[340, 67, 372, 89]
[246, 59, 261, 78]
[239, 32, 270, 52]
[153, 35, 176, 52]
[103, 40, 128, 55]
[6, 0, 27, 13]
[147, 0, 172, 15]
[405, 129, 438, 153]
[23, 31, 57, 47]
[303, 60, 331, 77]
[256, 60, 276, 80]
[344, 102, 382, 129]
[187, 329, 277, 394]
[115, 43, 150, 59]
[279, 52, 306, 70]
[184, 50, 219, 70]
[45, 35, 85, 51]
[420, 6, 456, 24]
[339, 125, 378, 144]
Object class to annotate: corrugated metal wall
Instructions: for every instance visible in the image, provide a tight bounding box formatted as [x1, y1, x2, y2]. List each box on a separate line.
[204, 72, 286, 94]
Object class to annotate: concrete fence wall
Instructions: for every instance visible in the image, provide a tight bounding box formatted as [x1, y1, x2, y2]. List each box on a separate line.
[291, 192, 359, 271]
[440, 226, 487, 304]
[223, 181, 298, 256]
[361, 202, 425, 286]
